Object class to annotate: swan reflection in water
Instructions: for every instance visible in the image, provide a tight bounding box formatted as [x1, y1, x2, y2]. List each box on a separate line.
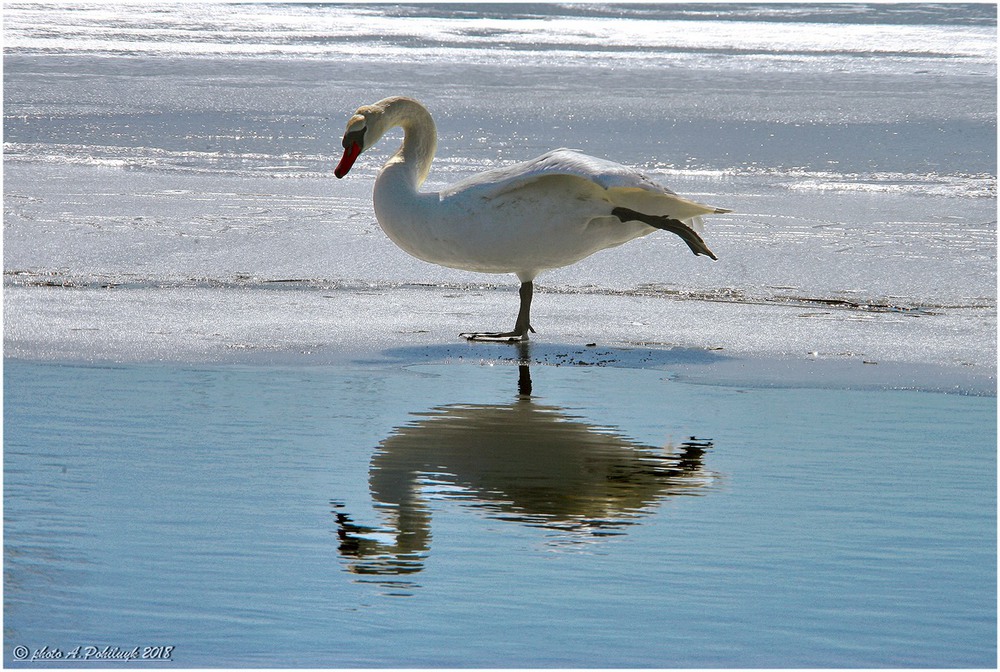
[335, 352, 716, 588]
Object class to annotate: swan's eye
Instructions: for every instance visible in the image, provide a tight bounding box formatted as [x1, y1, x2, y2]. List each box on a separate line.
[342, 126, 366, 150]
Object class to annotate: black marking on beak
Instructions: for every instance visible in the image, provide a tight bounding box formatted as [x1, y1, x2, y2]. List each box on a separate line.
[343, 127, 366, 150]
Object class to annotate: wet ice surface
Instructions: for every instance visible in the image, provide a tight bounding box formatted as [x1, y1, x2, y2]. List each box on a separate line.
[4, 164, 996, 391]
[3, 3, 996, 388]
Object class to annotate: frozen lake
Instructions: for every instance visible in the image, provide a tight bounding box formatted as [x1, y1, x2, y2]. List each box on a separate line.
[3, 2, 997, 668]
[3, 2, 996, 371]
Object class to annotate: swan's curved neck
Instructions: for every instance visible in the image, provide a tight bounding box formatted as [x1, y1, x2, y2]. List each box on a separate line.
[380, 97, 437, 189]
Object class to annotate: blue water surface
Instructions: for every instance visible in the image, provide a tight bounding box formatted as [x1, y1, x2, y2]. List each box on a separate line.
[4, 358, 995, 667]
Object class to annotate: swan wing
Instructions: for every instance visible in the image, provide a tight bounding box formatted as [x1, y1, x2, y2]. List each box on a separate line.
[441, 149, 657, 199]
[440, 148, 729, 223]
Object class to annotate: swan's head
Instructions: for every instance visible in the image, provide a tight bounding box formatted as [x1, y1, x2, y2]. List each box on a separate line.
[334, 100, 396, 179]
[334, 113, 368, 179]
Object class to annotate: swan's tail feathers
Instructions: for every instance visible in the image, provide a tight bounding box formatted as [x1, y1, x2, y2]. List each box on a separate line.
[688, 208, 730, 234]
[612, 206, 718, 261]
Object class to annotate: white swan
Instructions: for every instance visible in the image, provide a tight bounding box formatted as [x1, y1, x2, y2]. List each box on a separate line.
[335, 96, 728, 341]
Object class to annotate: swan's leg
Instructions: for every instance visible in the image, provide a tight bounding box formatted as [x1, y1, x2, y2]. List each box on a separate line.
[513, 280, 535, 336]
[461, 280, 536, 342]
[612, 206, 718, 260]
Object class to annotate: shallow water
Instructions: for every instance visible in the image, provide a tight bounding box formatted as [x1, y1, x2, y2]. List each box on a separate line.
[4, 357, 995, 667]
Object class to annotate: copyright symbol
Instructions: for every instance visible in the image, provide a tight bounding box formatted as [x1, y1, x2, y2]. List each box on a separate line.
[12, 646, 30, 660]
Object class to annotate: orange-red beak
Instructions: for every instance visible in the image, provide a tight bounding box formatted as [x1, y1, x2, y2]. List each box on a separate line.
[335, 141, 362, 179]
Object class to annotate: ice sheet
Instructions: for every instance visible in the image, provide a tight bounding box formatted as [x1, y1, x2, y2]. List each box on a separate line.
[3, 2, 996, 389]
